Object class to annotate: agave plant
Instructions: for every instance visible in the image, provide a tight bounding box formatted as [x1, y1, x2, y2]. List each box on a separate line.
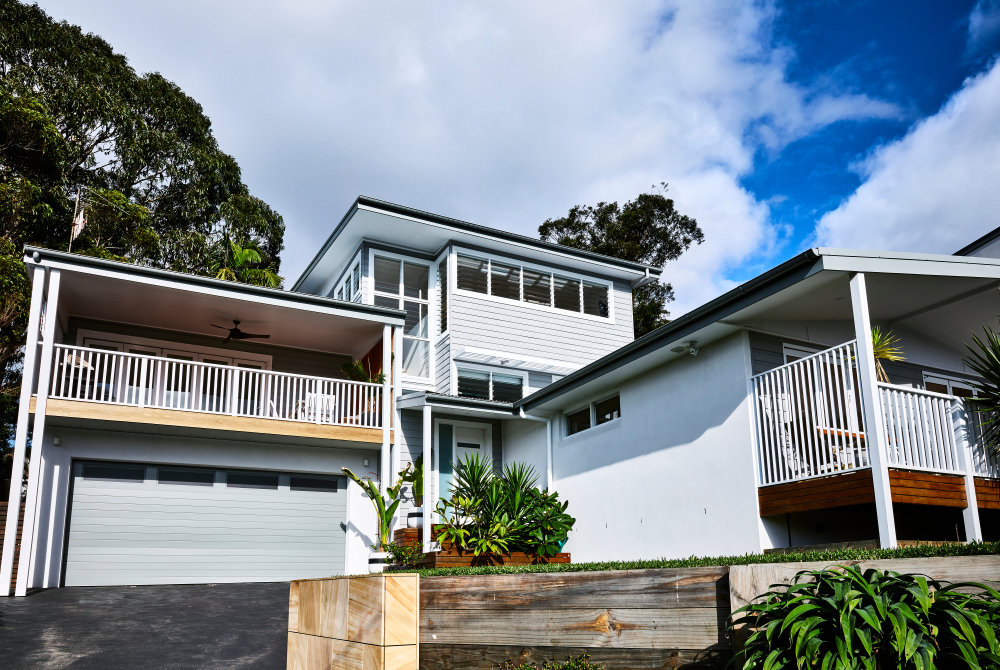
[872, 326, 905, 384]
[342, 467, 400, 551]
[963, 326, 1000, 461]
[729, 565, 1000, 670]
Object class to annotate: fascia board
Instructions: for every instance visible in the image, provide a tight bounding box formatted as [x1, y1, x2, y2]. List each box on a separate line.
[815, 251, 1000, 279]
[32, 257, 406, 327]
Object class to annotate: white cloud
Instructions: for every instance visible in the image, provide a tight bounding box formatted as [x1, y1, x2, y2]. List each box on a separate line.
[969, 0, 1000, 54]
[36, 0, 900, 316]
[814, 59, 1000, 254]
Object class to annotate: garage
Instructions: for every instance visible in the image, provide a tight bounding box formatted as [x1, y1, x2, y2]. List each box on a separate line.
[63, 461, 347, 587]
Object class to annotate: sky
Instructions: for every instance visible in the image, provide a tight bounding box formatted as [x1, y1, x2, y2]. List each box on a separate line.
[31, 0, 1000, 317]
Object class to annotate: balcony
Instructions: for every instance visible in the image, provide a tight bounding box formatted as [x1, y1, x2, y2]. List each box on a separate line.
[33, 344, 387, 445]
[751, 340, 999, 517]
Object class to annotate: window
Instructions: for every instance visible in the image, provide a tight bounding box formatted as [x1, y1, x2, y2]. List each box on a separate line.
[566, 408, 591, 436]
[595, 395, 621, 425]
[290, 476, 338, 492]
[158, 467, 215, 486]
[227, 471, 279, 489]
[373, 256, 430, 377]
[454, 253, 609, 318]
[83, 463, 145, 482]
[924, 374, 976, 398]
[566, 394, 621, 436]
[336, 287, 344, 301]
[352, 264, 361, 301]
[457, 255, 488, 293]
[439, 259, 448, 334]
[457, 368, 523, 402]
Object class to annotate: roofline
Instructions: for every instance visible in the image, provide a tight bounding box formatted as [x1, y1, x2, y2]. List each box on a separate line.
[516, 248, 822, 411]
[292, 196, 663, 290]
[954, 225, 1000, 257]
[24, 245, 407, 325]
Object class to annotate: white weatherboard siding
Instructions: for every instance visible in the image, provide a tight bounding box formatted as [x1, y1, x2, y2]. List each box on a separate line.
[435, 334, 451, 394]
[552, 332, 761, 562]
[450, 279, 634, 367]
[63, 465, 346, 586]
[25, 428, 376, 588]
[393, 409, 425, 523]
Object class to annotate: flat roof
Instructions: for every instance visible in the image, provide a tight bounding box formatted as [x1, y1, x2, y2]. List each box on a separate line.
[293, 196, 662, 292]
[25, 245, 406, 326]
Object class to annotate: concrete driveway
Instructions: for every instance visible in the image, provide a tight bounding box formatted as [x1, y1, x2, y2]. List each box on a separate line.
[0, 582, 289, 669]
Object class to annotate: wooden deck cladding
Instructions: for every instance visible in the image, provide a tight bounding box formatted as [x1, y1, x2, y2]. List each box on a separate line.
[288, 574, 418, 670]
[977, 477, 1000, 510]
[30, 397, 391, 445]
[758, 469, 982, 516]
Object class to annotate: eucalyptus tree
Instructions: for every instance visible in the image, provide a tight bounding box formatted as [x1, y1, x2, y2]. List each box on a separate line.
[538, 184, 703, 338]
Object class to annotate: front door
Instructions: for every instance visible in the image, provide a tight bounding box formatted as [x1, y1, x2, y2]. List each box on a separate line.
[435, 421, 492, 500]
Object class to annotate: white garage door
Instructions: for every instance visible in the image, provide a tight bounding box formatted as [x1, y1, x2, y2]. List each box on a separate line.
[63, 461, 347, 587]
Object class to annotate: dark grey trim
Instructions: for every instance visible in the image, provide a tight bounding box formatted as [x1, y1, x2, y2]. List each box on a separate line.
[954, 225, 1000, 257]
[25, 245, 406, 324]
[292, 196, 661, 290]
[425, 392, 516, 413]
[516, 249, 822, 410]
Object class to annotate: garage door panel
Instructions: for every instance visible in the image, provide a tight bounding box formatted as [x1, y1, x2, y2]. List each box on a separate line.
[63, 461, 347, 587]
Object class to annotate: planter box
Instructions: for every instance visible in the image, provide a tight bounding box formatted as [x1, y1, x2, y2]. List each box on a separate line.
[416, 550, 570, 568]
[287, 573, 418, 670]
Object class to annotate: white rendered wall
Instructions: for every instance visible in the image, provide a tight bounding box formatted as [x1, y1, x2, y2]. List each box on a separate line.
[26, 428, 377, 588]
[548, 332, 762, 562]
[501, 419, 548, 487]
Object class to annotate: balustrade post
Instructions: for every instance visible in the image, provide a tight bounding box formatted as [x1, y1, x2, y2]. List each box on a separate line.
[850, 272, 897, 548]
[229, 368, 238, 416]
[954, 401, 983, 541]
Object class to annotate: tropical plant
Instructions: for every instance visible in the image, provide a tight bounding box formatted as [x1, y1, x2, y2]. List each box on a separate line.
[494, 653, 604, 669]
[729, 565, 1000, 670]
[871, 326, 905, 383]
[211, 235, 282, 288]
[341, 357, 387, 384]
[963, 325, 1000, 461]
[341, 467, 400, 551]
[432, 453, 575, 557]
[397, 455, 424, 507]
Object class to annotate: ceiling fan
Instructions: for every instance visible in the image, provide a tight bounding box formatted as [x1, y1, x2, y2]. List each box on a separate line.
[211, 320, 270, 344]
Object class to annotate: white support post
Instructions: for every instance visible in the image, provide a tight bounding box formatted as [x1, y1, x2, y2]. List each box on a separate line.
[422, 403, 432, 552]
[0, 264, 46, 596]
[380, 324, 391, 494]
[393, 325, 403, 486]
[17, 268, 60, 595]
[955, 402, 983, 541]
[850, 272, 897, 549]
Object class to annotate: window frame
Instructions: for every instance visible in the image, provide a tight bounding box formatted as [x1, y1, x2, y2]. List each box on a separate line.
[450, 246, 615, 323]
[455, 363, 527, 403]
[368, 249, 436, 381]
[563, 390, 622, 437]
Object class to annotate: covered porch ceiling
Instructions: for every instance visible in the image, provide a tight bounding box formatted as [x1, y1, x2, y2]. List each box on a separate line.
[724, 269, 1000, 356]
[52, 265, 401, 359]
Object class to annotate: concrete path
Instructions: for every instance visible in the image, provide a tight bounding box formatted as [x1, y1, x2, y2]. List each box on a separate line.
[0, 582, 289, 669]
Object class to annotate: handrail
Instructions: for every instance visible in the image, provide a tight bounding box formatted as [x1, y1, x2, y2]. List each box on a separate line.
[48, 343, 382, 429]
[878, 383, 964, 475]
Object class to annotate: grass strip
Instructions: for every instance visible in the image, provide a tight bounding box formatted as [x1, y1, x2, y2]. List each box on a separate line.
[393, 540, 1000, 578]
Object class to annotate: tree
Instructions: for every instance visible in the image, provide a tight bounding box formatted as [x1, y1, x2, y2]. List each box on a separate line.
[0, 1, 286, 472]
[538, 184, 703, 338]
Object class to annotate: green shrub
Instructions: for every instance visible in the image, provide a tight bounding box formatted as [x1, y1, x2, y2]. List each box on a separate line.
[383, 541, 423, 568]
[433, 453, 575, 557]
[494, 653, 604, 669]
[730, 565, 1000, 670]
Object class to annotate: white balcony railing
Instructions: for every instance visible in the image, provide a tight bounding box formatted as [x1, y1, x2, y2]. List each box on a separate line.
[968, 405, 1000, 478]
[878, 384, 964, 475]
[47, 344, 383, 429]
[752, 340, 870, 486]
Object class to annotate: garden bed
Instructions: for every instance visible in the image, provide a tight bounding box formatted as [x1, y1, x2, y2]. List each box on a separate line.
[416, 550, 570, 568]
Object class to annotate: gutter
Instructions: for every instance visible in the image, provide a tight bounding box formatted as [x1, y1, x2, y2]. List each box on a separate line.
[518, 408, 553, 490]
[516, 248, 822, 411]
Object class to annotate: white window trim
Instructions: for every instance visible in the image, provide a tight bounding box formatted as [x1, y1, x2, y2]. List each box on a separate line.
[562, 389, 621, 438]
[435, 246, 451, 339]
[782, 343, 823, 364]
[455, 362, 526, 402]
[76, 329, 272, 369]
[368, 248, 437, 382]
[325, 249, 363, 302]
[450, 246, 615, 324]
[922, 372, 977, 397]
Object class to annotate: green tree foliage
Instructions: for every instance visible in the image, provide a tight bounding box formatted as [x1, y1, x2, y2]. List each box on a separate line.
[538, 184, 703, 338]
[0, 1, 285, 475]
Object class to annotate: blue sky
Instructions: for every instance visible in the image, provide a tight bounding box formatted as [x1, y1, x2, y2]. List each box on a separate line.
[31, 1, 1000, 315]
[746, 0, 997, 263]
